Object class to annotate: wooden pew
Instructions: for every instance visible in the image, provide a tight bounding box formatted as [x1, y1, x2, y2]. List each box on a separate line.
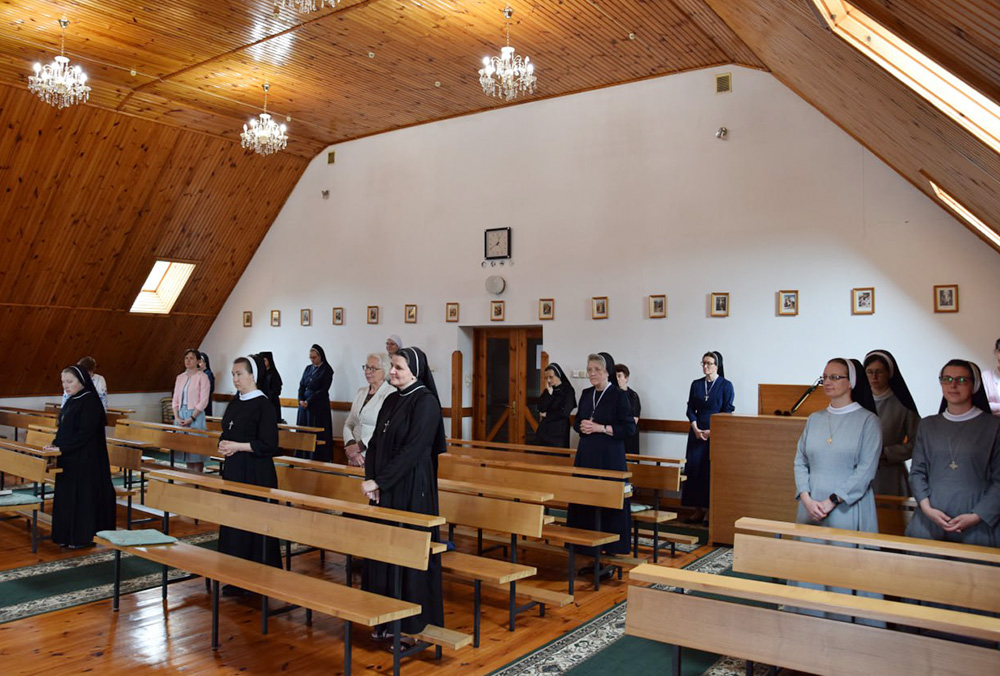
[625, 564, 1000, 676]
[207, 416, 324, 456]
[734, 517, 1000, 615]
[0, 440, 60, 551]
[439, 454, 634, 593]
[0, 407, 59, 442]
[97, 478, 440, 675]
[270, 463, 545, 647]
[114, 420, 220, 468]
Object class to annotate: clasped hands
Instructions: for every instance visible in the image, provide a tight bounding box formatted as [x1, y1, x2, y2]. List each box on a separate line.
[690, 422, 710, 441]
[579, 419, 608, 436]
[799, 492, 836, 522]
[217, 440, 247, 457]
[361, 479, 380, 504]
[345, 441, 366, 467]
[920, 499, 981, 533]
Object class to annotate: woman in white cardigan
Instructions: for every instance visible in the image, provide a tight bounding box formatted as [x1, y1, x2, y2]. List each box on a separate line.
[343, 352, 395, 467]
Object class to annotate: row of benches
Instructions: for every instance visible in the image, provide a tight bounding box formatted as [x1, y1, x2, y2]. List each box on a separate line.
[626, 517, 1000, 675]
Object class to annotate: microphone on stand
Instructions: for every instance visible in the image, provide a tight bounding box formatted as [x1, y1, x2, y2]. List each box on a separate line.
[774, 377, 824, 416]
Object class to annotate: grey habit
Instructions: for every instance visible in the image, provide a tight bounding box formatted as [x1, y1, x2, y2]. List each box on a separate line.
[791, 402, 883, 622]
[871, 391, 920, 496]
[906, 410, 1000, 547]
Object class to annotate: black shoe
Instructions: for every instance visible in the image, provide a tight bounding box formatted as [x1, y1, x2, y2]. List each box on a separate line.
[598, 566, 616, 580]
[577, 565, 596, 576]
[65, 542, 96, 550]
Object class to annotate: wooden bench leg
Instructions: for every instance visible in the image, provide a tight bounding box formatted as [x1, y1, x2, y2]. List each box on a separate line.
[211, 580, 220, 650]
[161, 564, 168, 600]
[284, 540, 292, 570]
[746, 659, 754, 676]
[672, 642, 682, 674]
[345, 554, 353, 586]
[113, 550, 122, 611]
[632, 519, 639, 557]
[343, 619, 352, 676]
[31, 509, 38, 554]
[653, 520, 660, 564]
[474, 579, 481, 648]
[392, 619, 401, 676]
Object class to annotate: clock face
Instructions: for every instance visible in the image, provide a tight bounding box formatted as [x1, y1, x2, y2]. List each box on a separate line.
[485, 227, 511, 259]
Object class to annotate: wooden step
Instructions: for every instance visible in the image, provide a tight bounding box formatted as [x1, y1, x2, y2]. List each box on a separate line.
[541, 524, 619, 547]
[441, 551, 535, 585]
[447, 574, 576, 608]
[632, 510, 678, 523]
[407, 624, 472, 650]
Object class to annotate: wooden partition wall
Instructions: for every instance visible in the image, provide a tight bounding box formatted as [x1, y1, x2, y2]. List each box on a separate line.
[709, 414, 804, 545]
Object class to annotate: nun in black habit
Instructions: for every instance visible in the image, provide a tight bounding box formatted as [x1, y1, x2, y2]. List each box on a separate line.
[199, 352, 215, 416]
[46, 365, 117, 548]
[534, 362, 576, 448]
[567, 352, 635, 574]
[361, 346, 445, 636]
[297, 343, 334, 460]
[258, 351, 284, 423]
[217, 355, 281, 571]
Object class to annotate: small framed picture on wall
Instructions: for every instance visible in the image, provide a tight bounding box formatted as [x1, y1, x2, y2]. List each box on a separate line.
[539, 298, 554, 321]
[933, 285, 959, 313]
[490, 300, 505, 321]
[852, 287, 875, 315]
[270, 310, 281, 327]
[242, 311, 253, 327]
[405, 304, 417, 323]
[592, 296, 608, 320]
[445, 302, 459, 322]
[710, 292, 729, 317]
[777, 290, 798, 316]
[367, 305, 379, 325]
[648, 295, 666, 319]
[332, 307, 344, 325]
[300, 309, 312, 326]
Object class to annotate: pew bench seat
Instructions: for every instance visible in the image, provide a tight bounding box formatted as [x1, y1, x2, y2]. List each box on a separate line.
[95, 537, 421, 675]
[440, 550, 535, 647]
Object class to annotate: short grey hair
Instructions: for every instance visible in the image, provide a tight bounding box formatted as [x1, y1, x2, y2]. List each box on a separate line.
[587, 353, 607, 371]
[366, 352, 391, 375]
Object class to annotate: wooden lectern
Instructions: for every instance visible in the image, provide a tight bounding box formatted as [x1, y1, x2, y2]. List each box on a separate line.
[709, 414, 806, 545]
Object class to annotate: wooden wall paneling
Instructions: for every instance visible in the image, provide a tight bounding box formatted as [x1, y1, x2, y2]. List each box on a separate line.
[706, 0, 1000, 251]
[451, 350, 463, 440]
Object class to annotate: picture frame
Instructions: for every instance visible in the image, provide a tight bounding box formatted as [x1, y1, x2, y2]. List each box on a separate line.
[777, 290, 799, 317]
[367, 305, 379, 325]
[332, 307, 344, 325]
[242, 310, 253, 328]
[445, 302, 459, 323]
[270, 309, 281, 327]
[710, 292, 729, 317]
[300, 308, 312, 326]
[404, 304, 417, 323]
[539, 298, 555, 321]
[933, 284, 959, 313]
[592, 296, 608, 320]
[490, 299, 505, 322]
[648, 294, 666, 319]
[852, 287, 875, 315]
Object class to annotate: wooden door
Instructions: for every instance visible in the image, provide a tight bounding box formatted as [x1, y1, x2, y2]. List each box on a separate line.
[473, 327, 543, 443]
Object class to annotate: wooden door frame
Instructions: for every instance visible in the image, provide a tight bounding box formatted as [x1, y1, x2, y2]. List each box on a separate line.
[472, 326, 542, 442]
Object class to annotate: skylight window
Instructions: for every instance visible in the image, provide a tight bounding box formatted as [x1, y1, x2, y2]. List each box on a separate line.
[925, 178, 1000, 251]
[130, 260, 196, 314]
[811, 0, 1000, 155]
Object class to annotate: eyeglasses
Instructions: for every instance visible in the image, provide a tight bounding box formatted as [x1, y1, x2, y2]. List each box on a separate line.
[701, 361, 716, 367]
[939, 375, 973, 385]
[362, 365, 383, 373]
[819, 375, 850, 382]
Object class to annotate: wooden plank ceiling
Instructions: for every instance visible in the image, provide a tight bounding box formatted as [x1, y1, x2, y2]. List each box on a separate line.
[704, 0, 1000, 252]
[0, 0, 766, 158]
[2, 1, 1000, 396]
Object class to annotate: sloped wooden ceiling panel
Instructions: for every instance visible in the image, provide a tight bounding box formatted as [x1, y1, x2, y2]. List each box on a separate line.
[0, 83, 310, 396]
[705, 0, 1000, 252]
[0, 1, 765, 155]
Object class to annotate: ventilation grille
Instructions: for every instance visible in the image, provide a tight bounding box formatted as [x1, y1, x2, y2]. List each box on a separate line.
[715, 72, 732, 94]
[327, 151, 336, 164]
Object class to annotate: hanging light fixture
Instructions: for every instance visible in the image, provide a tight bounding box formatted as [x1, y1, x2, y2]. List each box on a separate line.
[478, 6, 536, 102]
[275, 0, 338, 14]
[28, 19, 91, 109]
[241, 83, 288, 156]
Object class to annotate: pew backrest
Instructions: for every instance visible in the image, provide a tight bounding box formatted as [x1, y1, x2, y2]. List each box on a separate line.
[146, 478, 430, 570]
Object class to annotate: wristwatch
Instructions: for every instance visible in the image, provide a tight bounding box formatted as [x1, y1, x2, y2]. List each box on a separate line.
[828, 493, 843, 506]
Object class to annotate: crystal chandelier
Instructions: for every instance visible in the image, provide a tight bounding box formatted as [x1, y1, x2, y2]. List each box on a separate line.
[479, 6, 536, 102]
[275, 0, 338, 13]
[241, 83, 288, 156]
[28, 19, 91, 109]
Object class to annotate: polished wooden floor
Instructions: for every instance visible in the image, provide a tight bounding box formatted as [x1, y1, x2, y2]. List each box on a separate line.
[0, 503, 711, 675]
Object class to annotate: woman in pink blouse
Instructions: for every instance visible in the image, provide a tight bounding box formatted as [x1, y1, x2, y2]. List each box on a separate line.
[172, 348, 211, 473]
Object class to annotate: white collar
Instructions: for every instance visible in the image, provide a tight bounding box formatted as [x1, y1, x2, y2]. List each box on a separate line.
[827, 402, 862, 415]
[943, 407, 983, 422]
[239, 389, 266, 401]
[872, 389, 893, 402]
